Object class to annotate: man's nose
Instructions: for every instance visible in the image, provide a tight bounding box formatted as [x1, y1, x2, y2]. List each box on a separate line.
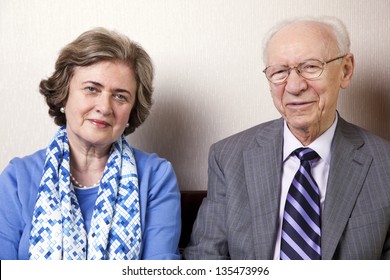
[285, 68, 308, 95]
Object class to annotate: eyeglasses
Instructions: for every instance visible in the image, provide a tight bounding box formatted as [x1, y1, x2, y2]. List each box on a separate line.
[262, 55, 346, 84]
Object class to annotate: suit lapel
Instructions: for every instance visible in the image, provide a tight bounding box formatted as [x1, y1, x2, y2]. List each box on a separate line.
[244, 119, 284, 259]
[321, 118, 373, 259]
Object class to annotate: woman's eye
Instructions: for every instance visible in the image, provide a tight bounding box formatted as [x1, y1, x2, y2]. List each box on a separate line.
[114, 93, 128, 101]
[86, 86, 97, 92]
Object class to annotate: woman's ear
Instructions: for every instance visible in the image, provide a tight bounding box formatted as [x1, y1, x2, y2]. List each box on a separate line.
[340, 53, 354, 89]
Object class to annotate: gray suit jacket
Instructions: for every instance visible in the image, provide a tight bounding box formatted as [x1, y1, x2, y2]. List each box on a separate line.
[184, 117, 390, 259]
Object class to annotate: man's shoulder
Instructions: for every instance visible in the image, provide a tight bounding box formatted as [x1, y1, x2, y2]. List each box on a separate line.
[338, 118, 390, 148]
[336, 118, 390, 160]
[212, 118, 283, 152]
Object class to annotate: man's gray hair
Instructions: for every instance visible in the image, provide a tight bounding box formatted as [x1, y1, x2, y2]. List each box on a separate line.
[262, 16, 351, 64]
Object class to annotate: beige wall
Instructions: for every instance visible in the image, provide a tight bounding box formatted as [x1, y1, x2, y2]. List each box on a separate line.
[1, 0, 389, 191]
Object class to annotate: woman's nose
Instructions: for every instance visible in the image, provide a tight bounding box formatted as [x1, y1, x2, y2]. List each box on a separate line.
[95, 93, 113, 115]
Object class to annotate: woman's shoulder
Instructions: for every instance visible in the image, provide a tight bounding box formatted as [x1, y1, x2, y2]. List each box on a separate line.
[7, 149, 46, 171]
[0, 149, 45, 196]
[132, 147, 172, 173]
[131, 147, 177, 186]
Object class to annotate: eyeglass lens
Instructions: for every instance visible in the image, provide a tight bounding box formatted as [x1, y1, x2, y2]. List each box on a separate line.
[265, 59, 324, 83]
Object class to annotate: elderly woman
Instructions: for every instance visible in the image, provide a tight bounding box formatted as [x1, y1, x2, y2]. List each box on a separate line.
[0, 28, 181, 260]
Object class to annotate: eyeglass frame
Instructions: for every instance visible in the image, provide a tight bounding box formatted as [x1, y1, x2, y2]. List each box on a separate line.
[262, 55, 347, 84]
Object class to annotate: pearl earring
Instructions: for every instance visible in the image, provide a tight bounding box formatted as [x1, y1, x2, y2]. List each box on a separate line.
[126, 123, 130, 128]
[60, 107, 65, 113]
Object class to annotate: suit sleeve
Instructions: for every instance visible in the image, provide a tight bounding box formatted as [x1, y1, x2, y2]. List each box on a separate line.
[183, 144, 230, 259]
[382, 225, 390, 259]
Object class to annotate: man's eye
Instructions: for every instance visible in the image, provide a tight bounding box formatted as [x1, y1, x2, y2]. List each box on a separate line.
[275, 69, 288, 75]
[271, 69, 288, 78]
[302, 64, 321, 72]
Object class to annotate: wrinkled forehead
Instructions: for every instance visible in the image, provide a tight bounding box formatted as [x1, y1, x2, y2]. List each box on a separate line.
[265, 21, 339, 65]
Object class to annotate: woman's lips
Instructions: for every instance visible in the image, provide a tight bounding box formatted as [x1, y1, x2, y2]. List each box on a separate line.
[88, 119, 110, 128]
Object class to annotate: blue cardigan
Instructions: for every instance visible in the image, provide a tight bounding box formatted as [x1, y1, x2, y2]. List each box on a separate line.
[0, 148, 181, 260]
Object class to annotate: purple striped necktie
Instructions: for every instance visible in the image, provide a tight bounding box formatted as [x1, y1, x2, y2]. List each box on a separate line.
[280, 147, 321, 260]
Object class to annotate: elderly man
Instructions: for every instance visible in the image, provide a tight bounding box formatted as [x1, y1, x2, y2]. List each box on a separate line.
[184, 16, 390, 260]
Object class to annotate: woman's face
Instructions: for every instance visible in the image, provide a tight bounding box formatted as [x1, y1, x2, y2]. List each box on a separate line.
[65, 60, 137, 150]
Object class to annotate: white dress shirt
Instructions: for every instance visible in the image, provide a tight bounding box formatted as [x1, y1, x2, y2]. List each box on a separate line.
[273, 115, 338, 259]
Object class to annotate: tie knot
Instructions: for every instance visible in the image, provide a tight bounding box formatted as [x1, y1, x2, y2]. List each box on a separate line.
[294, 148, 319, 162]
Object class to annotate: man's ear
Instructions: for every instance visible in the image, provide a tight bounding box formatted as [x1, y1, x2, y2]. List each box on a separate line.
[340, 53, 354, 89]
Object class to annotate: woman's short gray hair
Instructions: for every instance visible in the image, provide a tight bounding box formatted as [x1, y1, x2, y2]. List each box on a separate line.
[262, 16, 351, 64]
[40, 27, 154, 135]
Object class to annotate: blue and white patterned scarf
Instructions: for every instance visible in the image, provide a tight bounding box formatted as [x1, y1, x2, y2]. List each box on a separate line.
[29, 126, 142, 259]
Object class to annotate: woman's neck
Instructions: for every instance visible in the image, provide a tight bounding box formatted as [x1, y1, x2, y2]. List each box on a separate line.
[68, 140, 111, 187]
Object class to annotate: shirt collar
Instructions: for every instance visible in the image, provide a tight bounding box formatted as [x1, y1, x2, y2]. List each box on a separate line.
[283, 114, 338, 164]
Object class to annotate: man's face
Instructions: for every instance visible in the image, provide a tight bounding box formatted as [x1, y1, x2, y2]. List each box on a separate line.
[265, 22, 354, 141]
